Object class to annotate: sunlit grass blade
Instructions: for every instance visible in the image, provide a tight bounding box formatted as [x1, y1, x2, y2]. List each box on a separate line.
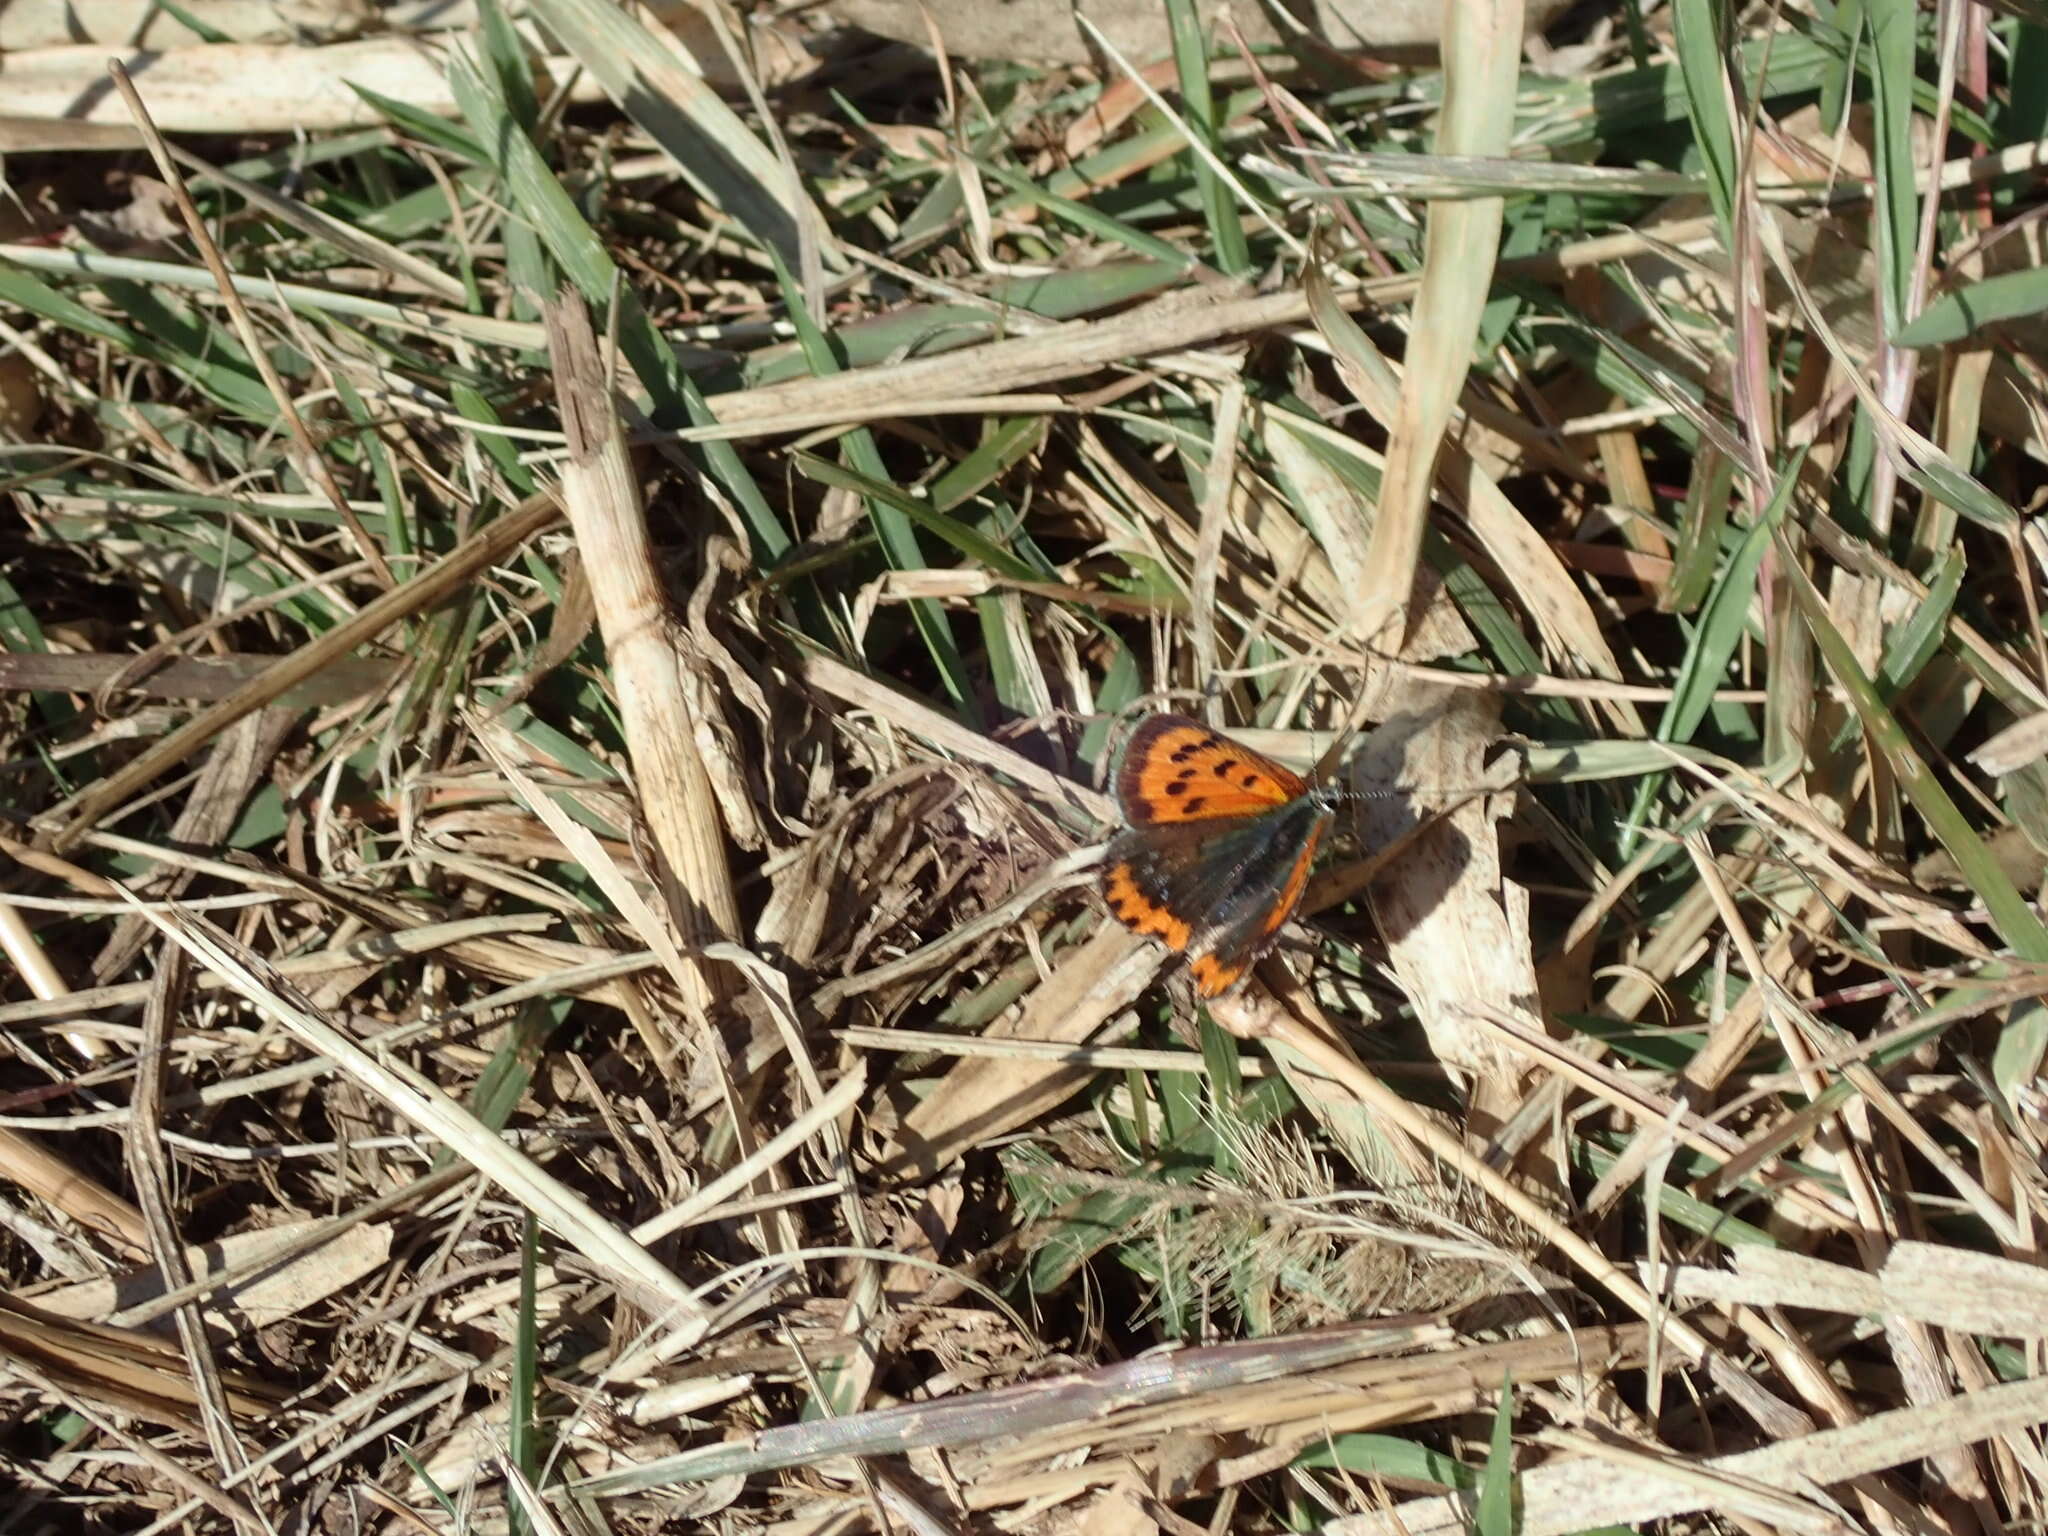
[1780, 527, 2048, 963]
[525, 0, 839, 274]
[1347, 0, 1518, 646]
[0, 264, 275, 417]
[447, 52, 792, 563]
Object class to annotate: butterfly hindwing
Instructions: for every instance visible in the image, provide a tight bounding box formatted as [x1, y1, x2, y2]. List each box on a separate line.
[1101, 795, 1330, 997]
[1113, 714, 1309, 828]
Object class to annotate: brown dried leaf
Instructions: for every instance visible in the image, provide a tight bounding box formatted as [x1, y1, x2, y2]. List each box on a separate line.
[878, 925, 1159, 1181]
[1355, 693, 1534, 1123]
[33, 1219, 393, 1337]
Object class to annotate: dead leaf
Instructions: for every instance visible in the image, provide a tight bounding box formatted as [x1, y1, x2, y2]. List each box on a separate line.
[1078, 1478, 1160, 1536]
[32, 1218, 393, 1337]
[829, 0, 1574, 67]
[1355, 694, 1534, 1126]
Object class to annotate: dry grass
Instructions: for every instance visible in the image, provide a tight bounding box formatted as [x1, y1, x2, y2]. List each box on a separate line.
[3, 0, 2048, 1531]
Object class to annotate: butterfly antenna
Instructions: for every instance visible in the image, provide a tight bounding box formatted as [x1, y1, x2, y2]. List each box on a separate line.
[1322, 780, 1516, 804]
[1323, 783, 1512, 800]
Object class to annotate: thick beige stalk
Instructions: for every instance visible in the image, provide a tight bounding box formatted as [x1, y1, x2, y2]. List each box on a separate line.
[543, 291, 742, 1016]
[1349, 0, 1523, 648]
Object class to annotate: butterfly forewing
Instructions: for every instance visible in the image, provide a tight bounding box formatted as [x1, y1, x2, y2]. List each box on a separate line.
[1113, 715, 1309, 828]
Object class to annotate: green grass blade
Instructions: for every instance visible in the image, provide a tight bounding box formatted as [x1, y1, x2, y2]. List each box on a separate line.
[790, 453, 1041, 582]
[328, 369, 410, 565]
[524, 0, 840, 274]
[775, 268, 978, 715]
[1162, 0, 1250, 275]
[1670, 0, 1740, 231]
[1867, 0, 1920, 338]
[968, 155, 1198, 270]
[448, 51, 792, 562]
[1780, 527, 2048, 964]
[508, 1212, 541, 1536]
[1294, 1432, 1477, 1489]
[1474, 1376, 1518, 1536]
[1663, 446, 1735, 615]
[1659, 451, 1802, 746]
[1896, 265, 2048, 348]
[1619, 451, 1799, 852]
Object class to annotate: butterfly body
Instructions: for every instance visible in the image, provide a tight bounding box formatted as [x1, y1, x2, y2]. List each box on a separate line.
[1100, 714, 1336, 996]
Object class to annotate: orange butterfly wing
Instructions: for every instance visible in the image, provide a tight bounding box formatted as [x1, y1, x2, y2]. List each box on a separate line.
[1111, 715, 1309, 827]
[1102, 715, 1330, 997]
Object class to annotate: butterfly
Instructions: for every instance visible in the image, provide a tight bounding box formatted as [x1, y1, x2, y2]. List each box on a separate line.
[1099, 713, 1339, 997]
